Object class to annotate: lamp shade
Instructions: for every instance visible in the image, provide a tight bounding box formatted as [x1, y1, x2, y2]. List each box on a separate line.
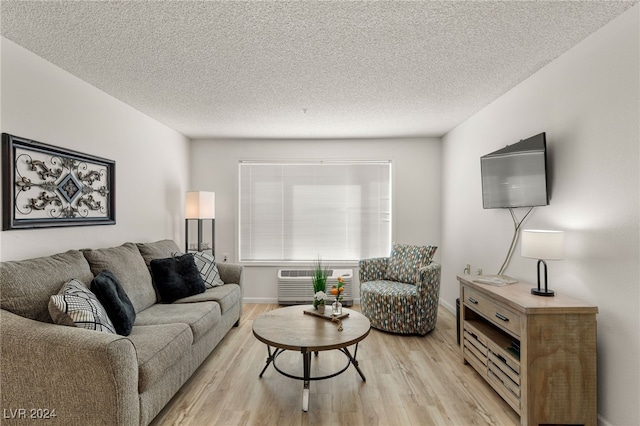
[521, 230, 564, 260]
[185, 191, 215, 219]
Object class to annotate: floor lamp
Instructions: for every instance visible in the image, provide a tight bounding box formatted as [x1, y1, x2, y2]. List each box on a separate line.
[521, 229, 564, 296]
[185, 191, 215, 255]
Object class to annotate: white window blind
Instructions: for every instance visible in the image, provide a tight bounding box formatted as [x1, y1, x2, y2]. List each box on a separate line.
[239, 161, 391, 262]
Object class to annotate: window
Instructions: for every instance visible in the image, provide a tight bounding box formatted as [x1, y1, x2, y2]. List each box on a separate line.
[239, 161, 391, 262]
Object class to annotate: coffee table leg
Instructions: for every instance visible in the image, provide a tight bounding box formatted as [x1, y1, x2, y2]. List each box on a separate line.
[343, 344, 366, 382]
[259, 345, 275, 378]
[302, 350, 311, 411]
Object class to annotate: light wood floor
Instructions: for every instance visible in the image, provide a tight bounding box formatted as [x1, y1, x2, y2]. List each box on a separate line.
[150, 304, 519, 426]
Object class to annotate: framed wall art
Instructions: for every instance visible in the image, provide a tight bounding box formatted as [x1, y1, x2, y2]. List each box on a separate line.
[2, 133, 116, 230]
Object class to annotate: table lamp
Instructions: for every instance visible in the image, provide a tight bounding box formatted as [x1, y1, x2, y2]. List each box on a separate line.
[521, 229, 564, 296]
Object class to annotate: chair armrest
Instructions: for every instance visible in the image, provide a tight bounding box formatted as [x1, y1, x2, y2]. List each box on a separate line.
[359, 257, 389, 282]
[416, 262, 441, 296]
[1, 309, 139, 425]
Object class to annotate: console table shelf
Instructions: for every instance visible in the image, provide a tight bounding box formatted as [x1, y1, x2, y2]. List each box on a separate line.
[458, 275, 598, 426]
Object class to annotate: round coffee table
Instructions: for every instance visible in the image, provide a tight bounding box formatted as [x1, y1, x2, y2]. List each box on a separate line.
[252, 305, 370, 411]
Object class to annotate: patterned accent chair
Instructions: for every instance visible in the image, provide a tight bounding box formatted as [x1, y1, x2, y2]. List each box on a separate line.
[359, 243, 441, 335]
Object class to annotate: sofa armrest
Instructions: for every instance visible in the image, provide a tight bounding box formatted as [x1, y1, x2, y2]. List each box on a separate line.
[358, 257, 389, 283]
[218, 262, 244, 289]
[1, 309, 139, 425]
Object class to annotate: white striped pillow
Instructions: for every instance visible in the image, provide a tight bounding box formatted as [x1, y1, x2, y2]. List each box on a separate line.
[48, 279, 116, 334]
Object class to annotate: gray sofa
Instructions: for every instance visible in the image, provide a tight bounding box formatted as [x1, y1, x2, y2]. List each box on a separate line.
[0, 239, 243, 426]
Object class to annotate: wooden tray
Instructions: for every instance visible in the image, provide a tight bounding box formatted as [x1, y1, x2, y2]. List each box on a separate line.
[303, 308, 350, 321]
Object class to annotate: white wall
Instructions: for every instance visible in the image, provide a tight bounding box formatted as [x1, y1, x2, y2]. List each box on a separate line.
[0, 38, 190, 261]
[441, 6, 639, 425]
[190, 138, 441, 302]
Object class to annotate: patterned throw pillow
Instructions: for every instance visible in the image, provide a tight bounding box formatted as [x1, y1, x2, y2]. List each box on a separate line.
[386, 243, 437, 284]
[192, 251, 224, 288]
[48, 279, 116, 334]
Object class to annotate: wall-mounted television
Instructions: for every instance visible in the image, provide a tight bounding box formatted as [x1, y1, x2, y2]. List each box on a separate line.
[481, 132, 549, 209]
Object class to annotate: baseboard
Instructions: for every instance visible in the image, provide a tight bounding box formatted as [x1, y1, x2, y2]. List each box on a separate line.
[598, 414, 613, 426]
[439, 298, 455, 315]
[243, 297, 278, 304]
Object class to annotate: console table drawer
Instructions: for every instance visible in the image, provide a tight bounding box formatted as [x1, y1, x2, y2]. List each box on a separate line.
[462, 286, 521, 337]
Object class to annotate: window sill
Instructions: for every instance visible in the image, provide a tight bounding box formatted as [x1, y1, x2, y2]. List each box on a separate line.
[239, 260, 360, 268]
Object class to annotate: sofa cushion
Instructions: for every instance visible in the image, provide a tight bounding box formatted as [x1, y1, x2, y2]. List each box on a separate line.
[174, 284, 241, 315]
[134, 301, 221, 343]
[150, 254, 206, 304]
[91, 270, 136, 336]
[387, 243, 437, 284]
[48, 279, 116, 334]
[127, 323, 193, 392]
[0, 250, 94, 323]
[136, 240, 182, 269]
[192, 251, 224, 288]
[82, 243, 156, 313]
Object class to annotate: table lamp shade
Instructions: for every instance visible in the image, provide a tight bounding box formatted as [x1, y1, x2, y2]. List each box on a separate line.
[185, 192, 215, 219]
[521, 230, 564, 260]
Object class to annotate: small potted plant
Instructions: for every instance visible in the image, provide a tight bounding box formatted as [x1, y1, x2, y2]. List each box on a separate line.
[314, 291, 327, 314]
[312, 257, 329, 310]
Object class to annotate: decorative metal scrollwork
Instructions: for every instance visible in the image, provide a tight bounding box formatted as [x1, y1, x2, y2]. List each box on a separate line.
[2, 133, 115, 229]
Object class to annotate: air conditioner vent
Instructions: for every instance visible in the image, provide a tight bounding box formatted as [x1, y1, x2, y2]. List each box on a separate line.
[279, 269, 335, 278]
[277, 268, 353, 306]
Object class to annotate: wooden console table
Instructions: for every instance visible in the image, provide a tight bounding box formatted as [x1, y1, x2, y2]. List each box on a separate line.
[458, 275, 598, 426]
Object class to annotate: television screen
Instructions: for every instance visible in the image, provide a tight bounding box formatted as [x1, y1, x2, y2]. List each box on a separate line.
[481, 133, 549, 209]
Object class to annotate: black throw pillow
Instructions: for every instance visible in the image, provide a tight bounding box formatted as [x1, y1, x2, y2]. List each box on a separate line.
[150, 254, 206, 304]
[91, 270, 136, 336]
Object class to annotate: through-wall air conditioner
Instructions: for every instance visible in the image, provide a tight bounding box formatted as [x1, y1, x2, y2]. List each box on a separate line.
[277, 269, 353, 306]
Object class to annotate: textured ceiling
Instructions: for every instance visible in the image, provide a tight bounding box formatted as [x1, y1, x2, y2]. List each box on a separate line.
[1, 1, 637, 139]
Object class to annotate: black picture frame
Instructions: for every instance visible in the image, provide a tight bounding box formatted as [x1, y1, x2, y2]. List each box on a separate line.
[2, 133, 116, 230]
